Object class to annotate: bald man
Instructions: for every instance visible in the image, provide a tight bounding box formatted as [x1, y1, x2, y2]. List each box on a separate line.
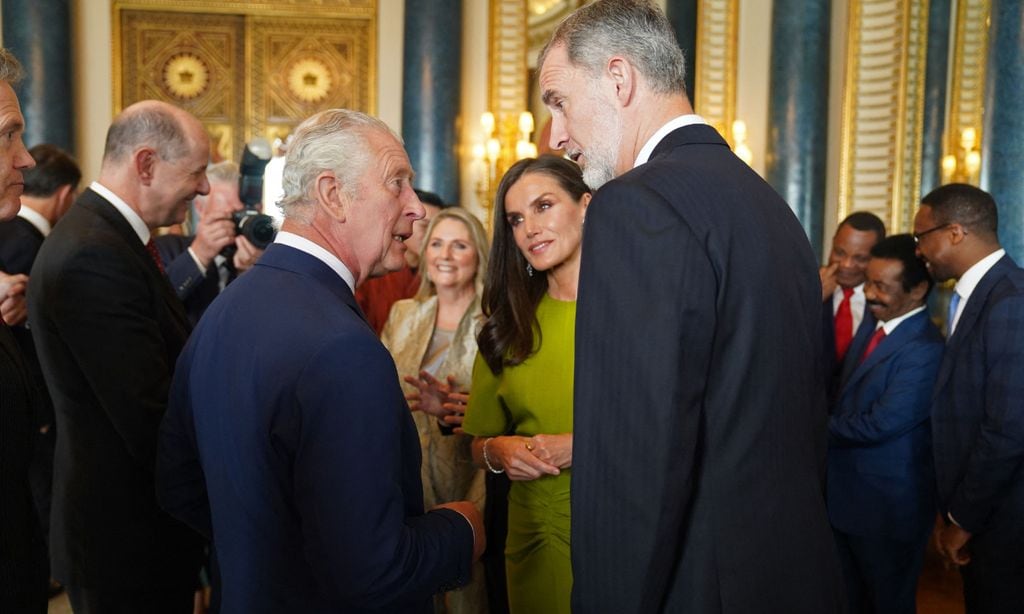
[29, 100, 210, 613]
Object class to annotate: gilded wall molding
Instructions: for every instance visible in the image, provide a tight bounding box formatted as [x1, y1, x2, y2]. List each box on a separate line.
[489, 0, 529, 122]
[113, 1, 376, 161]
[694, 0, 739, 143]
[944, 0, 990, 185]
[838, 0, 929, 233]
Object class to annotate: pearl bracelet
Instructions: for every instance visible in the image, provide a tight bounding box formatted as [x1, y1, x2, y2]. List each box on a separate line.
[482, 437, 504, 474]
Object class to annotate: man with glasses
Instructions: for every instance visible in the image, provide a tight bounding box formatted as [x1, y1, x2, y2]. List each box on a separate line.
[913, 183, 1024, 613]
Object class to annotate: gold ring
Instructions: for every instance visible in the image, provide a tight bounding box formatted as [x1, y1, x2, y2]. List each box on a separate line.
[525, 441, 535, 451]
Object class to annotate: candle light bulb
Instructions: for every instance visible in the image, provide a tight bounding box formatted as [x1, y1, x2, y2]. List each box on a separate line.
[481, 112, 495, 137]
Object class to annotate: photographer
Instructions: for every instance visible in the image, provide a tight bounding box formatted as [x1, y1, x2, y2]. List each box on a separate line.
[156, 160, 267, 325]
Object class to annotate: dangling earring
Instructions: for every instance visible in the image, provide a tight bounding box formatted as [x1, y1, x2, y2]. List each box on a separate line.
[526, 263, 534, 277]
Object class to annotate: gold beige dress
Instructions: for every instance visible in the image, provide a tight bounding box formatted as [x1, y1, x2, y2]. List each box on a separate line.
[381, 295, 488, 614]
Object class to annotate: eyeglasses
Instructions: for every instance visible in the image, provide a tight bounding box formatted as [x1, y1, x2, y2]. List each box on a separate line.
[913, 223, 951, 244]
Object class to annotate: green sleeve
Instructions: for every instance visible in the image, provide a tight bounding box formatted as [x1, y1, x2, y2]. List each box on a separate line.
[462, 352, 510, 436]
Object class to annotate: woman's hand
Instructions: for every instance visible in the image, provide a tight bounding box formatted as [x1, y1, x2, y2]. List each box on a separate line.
[442, 391, 470, 433]
[525, 433, 573, 469]
[483, 436, 561, 481]
[404, 371, 458, 418]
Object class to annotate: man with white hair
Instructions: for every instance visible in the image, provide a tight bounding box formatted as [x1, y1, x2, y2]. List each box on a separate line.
[538, 1, 843, 612]
[157, 108, 484, 613]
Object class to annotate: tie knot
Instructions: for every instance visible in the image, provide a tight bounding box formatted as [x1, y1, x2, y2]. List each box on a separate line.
[842, 286, 855, 299]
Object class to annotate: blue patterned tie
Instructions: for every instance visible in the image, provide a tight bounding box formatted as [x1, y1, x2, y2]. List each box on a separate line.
[946, 291, 961, 338]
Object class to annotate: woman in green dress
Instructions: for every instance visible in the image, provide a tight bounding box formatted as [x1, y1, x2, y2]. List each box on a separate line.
[461, 155, 591, 614]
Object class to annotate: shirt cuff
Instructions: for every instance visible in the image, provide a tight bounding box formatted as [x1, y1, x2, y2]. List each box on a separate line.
[187, 246, 208, 275]
[947, 511, 961, 528]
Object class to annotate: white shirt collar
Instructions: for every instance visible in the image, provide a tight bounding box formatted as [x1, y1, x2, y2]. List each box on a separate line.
[949, 248, 1005, 334]
[877, 304, 927, 335]
[90, 181, 150, 244]
[954, 248, 1005, 304]
[274, 231, 355, 293]
[17, 206, 51, 237]
[634, 114, 707, 168]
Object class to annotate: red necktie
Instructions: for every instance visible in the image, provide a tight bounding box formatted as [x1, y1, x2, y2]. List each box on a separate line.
[860, 327, 886, 363]
[145, 238, 166, 275]
[834, 287, 855, 362]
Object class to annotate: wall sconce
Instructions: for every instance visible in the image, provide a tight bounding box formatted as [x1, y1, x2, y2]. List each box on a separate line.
[942, 126, 981, 184]
[472, 110, 537, 231]
[731, 119, 753, 166]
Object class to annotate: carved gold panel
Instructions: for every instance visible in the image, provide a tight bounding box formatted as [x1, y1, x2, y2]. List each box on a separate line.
[694, 0, 739, 143]
[249, 16, 375, 142]
[838, 0, 929, 233]
[114, 1, 376, 161]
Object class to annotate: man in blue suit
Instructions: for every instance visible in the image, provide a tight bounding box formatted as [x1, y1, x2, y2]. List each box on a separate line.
[913, 183, 1024, 613]
[157, 109, 484, 613]
[827, 234, 943, 613]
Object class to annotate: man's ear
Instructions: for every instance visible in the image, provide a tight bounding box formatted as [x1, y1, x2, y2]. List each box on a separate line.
[56, 184, 73, 207]
[314, 171, 346, 222]
[134, 148, 158, 186]
[606, 56, 637, 107]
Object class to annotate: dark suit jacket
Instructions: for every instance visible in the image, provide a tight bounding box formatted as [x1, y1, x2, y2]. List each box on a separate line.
[571, 124, 844, 613]
[0, 216, 53, 428]
[0, 322, 48, 613]
[157, 244, 473, 613]
[827, 310, 942, 540]
[822, 294, 876, 407]
[27, 188, 203, 589]
[932, 254, 1024, 561]
[154, 233, 236, 327]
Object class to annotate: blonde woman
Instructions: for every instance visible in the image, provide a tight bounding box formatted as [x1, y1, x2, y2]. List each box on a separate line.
[381, 206, 490, 614]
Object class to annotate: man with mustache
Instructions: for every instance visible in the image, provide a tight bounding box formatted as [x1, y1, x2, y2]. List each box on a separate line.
[29, 100, 210, 613]
[539, 0, 843, 611]
[913, 183, 1024, 612]
[826, 234, 942, 613]
[157, 109, 483, 613]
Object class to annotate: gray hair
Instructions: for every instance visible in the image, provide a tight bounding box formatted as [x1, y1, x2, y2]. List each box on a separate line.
[205, 160, 240, 184]
[278, 108, 400, 222]
[539, 0, 686, 96]
[0, 48, 25, 84]
[103, 103, 191, 164]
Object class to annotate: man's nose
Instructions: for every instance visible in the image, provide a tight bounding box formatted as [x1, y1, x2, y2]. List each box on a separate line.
[549, 114, 569, 151]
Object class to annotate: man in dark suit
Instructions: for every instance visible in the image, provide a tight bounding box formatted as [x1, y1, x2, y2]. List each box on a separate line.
[827, 234, 943, 613]
[29, 100, 210, 613]
[0, 47, 48, 614]
[538, 1, 843, 612]
[0, 143, 80, 596]
[821, 212, 886, 404]
[157, 109, 483, 613]
[913, 183, 1024, 613]
[155, 160, 264, 326]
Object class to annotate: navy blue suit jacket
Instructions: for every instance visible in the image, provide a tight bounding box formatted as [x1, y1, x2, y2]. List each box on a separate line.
[822, 294, 876, 407]
[571, 124, 843, 613]
[827, 310, 942, 540]
[157, 243, 472, 613]
[154, 234, 236, 327]
[931, 254, 1024, 560]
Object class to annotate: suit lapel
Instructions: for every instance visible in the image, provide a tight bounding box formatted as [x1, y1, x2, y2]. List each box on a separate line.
[839, 311, 928, 398]
[933, 255, 1012, 394]
[79, 189, 191, 333]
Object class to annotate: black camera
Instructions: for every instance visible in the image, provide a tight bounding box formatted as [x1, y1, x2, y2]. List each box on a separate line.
[234, 139, 276, 250]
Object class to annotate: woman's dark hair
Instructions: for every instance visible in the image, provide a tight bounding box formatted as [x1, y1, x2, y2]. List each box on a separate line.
[478, 155, 590, 373]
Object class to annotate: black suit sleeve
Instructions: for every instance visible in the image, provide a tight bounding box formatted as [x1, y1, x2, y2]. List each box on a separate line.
[49, 242, 176, 473]
[572, 179, 717, 612]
